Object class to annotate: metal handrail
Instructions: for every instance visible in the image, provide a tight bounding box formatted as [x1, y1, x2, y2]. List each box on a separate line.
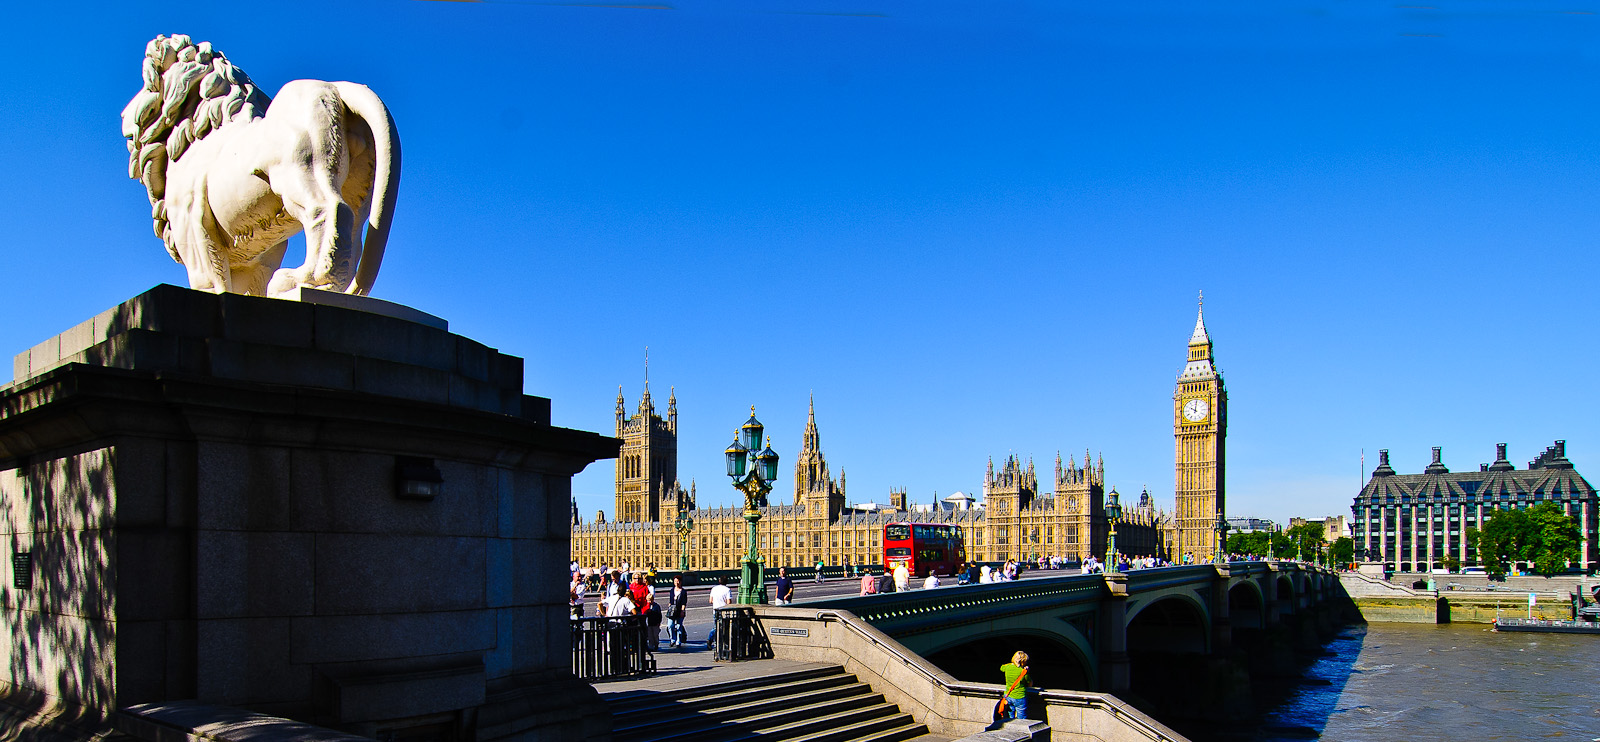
[571, 614, 655, 680]
[713, 606, 772, 661]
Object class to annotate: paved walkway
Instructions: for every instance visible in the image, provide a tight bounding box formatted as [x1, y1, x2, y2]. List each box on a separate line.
[590, 641, 835, 698]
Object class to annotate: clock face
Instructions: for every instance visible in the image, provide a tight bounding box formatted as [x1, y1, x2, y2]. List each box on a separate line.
[1182, 398, 1210, 422]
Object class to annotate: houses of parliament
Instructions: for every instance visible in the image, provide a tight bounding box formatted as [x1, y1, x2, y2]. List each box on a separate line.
[569, 305, 1228, 570]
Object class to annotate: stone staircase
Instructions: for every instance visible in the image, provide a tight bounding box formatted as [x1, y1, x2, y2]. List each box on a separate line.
[602, 664, 947, 742]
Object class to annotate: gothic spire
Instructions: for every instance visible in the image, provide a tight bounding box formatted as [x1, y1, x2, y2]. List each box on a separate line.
[1189, 290, 1210, 346]
[803, 392, 820, 451]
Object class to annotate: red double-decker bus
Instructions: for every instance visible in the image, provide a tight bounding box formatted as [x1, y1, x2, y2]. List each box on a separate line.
[883, 522, 966, 578]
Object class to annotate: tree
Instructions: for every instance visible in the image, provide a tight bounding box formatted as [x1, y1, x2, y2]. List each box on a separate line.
[1472, 507, 1531, 579]
[1228, 531, 1270, 557]
[1262, 531, 1297, 560]
[1285, 522, 1326, 562]
[1330, 537, 1354, 566]
[1526, 502, 1581, 576]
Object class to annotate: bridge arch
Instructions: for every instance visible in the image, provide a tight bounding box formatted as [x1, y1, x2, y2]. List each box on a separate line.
[1126, 594, 1209, 654]
[1276, 574, 1298, 615]
[1228, 580, 1264, 632]
[923, 628, 1095, 691]
[1124, 594, 1213, 716]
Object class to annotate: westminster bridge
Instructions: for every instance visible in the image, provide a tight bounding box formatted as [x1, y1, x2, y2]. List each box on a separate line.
[749, 560, 1348, 728]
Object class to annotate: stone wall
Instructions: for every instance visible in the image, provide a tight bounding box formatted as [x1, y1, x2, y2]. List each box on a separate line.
[0, 285, 616, 740]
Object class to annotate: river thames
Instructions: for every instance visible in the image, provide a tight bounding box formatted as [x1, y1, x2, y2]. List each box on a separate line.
[1238, 622, 1600, 741]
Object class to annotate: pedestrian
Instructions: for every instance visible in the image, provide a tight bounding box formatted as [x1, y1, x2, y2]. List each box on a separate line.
[923, 571, 940, 590]
[877, 569, 896, 594]
[775, 567, 795, 606]
[893, 562, 910, 592]
[815, 559, 825, 584]
[999, 651, 1031, 721]
[629, 574, 650, 614]
[606, 585, 635, 617]
[860, 568, 878, 596]
[569, 573, 586, 618]
[957, 563, 971, 585]
[667, 575, 689, 648]
[979, 565, 993, 584]
[644, 595, 663, 651]
[707, 576, 732, 646]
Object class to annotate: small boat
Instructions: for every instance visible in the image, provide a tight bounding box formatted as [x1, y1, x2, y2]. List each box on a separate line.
[1492, 617, 1600, 634]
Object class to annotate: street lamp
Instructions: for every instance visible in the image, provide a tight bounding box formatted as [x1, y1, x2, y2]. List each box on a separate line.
[674, 509, 694, 572]
[725, 407, 779, 604]
[1215, 516, 1228, 564]
[1105, 490, 1123, 574]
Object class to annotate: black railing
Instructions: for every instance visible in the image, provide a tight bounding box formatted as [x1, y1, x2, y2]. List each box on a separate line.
[713, 606, 772, 662]
[571, 614, 656, 680]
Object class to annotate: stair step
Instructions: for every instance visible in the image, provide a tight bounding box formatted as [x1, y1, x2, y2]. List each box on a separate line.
[605, 665, 844, 713]
[610, 672, 857, 726]
[604, 664, 933, 742]
[827, 722, 938, 742]
[647, 701, 904, 742]
[613, 683, 877, 741]
[631, 697, 892, 742]
[765, 706, 917, 742]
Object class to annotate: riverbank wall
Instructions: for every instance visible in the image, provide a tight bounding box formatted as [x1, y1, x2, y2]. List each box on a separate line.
[1338, 573, 1578, 623]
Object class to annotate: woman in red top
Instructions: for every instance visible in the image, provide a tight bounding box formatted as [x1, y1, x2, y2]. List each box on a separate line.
[629, 574, 650, 612]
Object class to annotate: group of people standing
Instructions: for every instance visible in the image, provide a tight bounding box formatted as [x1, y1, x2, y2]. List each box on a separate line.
[570, 569, 694, 651]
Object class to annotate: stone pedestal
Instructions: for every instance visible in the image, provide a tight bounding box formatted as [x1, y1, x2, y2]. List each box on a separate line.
[0, 285, 617, 740]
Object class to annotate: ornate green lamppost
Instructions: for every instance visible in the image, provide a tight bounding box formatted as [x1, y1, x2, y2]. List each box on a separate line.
[1215, 516, 1229, 564]
[1104, 491, 1123, 575]
[725, 408, 780, 605]
[674, 509, 694, 572]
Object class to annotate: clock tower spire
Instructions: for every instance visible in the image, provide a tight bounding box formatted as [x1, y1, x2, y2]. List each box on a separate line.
[1174, 293, 1227, 562]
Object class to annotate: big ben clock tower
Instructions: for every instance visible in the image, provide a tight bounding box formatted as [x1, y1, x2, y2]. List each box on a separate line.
[1174, 295, 1226, 561]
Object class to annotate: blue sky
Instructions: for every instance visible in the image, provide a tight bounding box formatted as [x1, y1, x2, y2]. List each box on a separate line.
[3, 1, 1597, 526]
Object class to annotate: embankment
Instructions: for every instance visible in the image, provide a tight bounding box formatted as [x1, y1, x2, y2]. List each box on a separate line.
[1338, 572, 1578, 623]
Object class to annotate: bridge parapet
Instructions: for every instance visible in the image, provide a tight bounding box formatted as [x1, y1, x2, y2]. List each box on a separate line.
[808, 573, 1107, 636]
[751, 605, 1190, 742]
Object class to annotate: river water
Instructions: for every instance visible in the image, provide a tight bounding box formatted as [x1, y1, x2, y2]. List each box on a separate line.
[1238, 622, 1600, 741]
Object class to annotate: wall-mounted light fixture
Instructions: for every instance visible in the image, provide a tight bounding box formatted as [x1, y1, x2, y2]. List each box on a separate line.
[396, 457, 443, 500]
[12, 551, 32, 590]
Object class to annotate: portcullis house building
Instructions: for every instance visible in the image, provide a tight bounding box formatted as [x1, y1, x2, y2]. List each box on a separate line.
[1351, 442, 1597, 572]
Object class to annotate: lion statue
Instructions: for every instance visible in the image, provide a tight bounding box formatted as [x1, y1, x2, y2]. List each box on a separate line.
[121, 35, 399, 298]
